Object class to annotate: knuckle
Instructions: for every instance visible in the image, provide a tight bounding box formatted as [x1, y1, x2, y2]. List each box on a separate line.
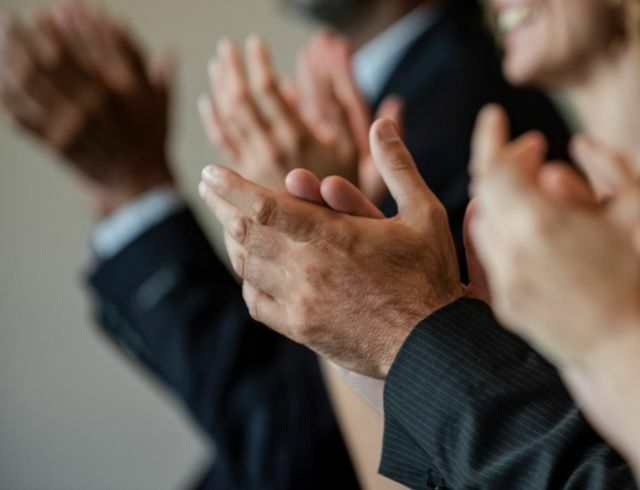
[386, 146, 412, 171]
[252, 195, 278, 226]
[243, 286, 260, 320]
[230, 216, 249, 244]
[231, 249, 247, 278]
[14, 57, 37, 88]
[255, 75, 278, 97]
[422, 200, 448, 227]
[264, 142, 287, 167]
[231, 86, 251, 108]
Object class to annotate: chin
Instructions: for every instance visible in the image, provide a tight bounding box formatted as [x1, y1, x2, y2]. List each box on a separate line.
[502, 49, 551, 87]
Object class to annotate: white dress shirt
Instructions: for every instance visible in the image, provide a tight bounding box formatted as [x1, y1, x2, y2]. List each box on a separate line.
[91, 4, 437, 413]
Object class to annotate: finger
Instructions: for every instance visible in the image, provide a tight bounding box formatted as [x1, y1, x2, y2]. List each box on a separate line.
[198, 94, 240, 162]
[0, 17, 77, 136]
[369, 118, 437, 228]
[322, 31, 371, 155]
[245, 34, 308, 158]
[285, 168, 325, 205]
[199, 180, 283, 258]
[296, 44, 333, 141]
[82, 5, 140, 93]
[470, 104, 510, 179]
[303, 34, 355, 154]
[279, 76, 298, 110]
[359, 98, 403, 202]
[470, 130, 548, 205]
[224, 232, 287, 297]
[631, 224, 640, 257]
[202, 165, 320, 241]
[50, 2, 95, 75]
[216, 38, 274, 163]
[463, 200, 491, 303]
[321, 176, 384, 218]
[571, 135, 636, 201]
[538, 164, 597, 207]
[376, 95, 404, 136]
[242, 282, 288, 335]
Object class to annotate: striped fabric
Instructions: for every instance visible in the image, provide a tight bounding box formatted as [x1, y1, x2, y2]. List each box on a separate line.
[380, 299, 635, 489]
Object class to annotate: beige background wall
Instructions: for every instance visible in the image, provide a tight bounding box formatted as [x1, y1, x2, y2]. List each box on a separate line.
[0, 1, 311, 489]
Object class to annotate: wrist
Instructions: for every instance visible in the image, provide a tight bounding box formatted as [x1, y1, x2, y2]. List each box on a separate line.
[380, 284, 465, 378]
[77, 158, 176, 218]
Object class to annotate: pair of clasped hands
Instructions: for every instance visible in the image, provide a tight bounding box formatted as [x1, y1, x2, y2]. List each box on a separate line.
[198, 32, 640, 465]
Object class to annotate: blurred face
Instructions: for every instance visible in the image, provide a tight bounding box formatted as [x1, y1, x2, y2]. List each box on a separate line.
[281, 0, 373, 26]
[491, 0, 623, 87]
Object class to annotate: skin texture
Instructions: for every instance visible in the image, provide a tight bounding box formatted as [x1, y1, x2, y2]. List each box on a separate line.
[0, 3, 173, 217]
[470, 104, 640, 477]
[199, 119, 465, 379]
[199, 31, 401, 201]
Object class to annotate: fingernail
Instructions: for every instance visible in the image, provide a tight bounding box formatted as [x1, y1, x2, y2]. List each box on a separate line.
[480, 103, 504, 125]
[198, 181, 208, 199]
[202, 165, 221, 186]
[376, 119, 399, 142]
[218, 37, 231, 56]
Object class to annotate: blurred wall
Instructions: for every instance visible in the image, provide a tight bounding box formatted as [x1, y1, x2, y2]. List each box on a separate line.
[0, 1, 310, 489]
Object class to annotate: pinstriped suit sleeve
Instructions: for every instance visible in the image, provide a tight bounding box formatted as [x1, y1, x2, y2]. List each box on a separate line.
[379, 298, 636, 489]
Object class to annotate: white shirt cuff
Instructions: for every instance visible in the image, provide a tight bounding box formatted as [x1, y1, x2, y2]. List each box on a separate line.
[92, 186, 184, 261]
[330, 362, 385, 415]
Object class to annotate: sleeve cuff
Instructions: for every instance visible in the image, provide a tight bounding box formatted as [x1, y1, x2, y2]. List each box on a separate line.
[91, 186, 185, 261]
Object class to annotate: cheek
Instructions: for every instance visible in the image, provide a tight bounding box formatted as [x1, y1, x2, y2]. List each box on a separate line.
[502, 0, 615, 87]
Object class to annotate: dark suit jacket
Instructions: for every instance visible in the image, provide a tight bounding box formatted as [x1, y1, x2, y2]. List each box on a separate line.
[376, 3, 636, 489]
[87, 2, 614, 489]
[89, 211, 359, 490]
[381, 300, 635, 489]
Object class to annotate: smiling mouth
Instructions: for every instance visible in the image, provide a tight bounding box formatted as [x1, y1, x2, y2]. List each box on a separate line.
[497, 5, 537, 34]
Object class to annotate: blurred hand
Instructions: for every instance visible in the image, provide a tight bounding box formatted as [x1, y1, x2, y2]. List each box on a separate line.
[0, 3, 173, 217]
[199, 119, 463, 379]
[199, 31, 402, 201]
[470, 104, 640, 470]
[470, 105, 640, 368]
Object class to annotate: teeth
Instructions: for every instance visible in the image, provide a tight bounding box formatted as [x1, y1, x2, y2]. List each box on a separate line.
[497, 6, 535, 33]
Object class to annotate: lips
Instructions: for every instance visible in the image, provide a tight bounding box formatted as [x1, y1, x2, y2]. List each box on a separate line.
[497, 5, 537, 33]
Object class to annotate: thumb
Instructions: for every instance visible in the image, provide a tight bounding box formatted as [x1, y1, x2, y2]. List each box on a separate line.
[369, 118, 436, 228]
[470, 104, 510, 181]
[463, 200, 491, 303]
[375, 95, 404, 137]
[359, 95, 405, 203]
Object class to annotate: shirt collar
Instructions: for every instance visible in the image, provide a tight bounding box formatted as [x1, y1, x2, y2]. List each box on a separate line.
[352, 4, 437, 102]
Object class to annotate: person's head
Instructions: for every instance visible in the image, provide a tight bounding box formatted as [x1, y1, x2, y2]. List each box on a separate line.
[282, 0, 372, 28]
[282, 0, 427, 33]
[489, 0, 640, 88]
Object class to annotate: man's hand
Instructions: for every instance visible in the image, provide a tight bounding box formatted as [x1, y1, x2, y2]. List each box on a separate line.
[199, 119, 464, 379]
[198, 31, 401, 200]
[0, 3, 173, 217]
